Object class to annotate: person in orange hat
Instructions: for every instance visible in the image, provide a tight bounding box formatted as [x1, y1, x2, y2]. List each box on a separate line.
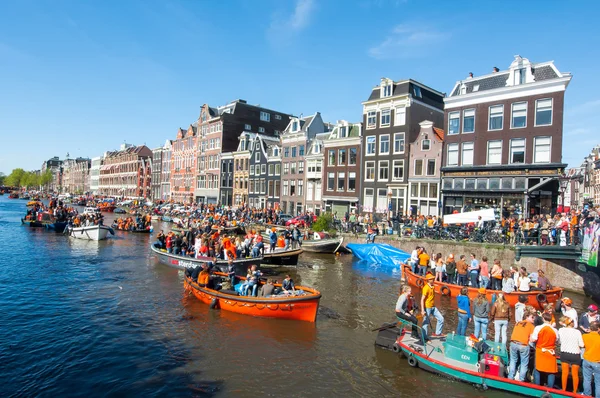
[420, 273, 444, 338]
[560, 297, 578, 328]
[473, 287, 490, 340]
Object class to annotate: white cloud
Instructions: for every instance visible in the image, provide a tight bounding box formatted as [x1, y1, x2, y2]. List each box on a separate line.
[267, 0, 315, 45]
[368, 24, 447, 60]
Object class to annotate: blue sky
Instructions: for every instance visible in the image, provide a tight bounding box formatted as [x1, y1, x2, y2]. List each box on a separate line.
[1, 0, 598, 174]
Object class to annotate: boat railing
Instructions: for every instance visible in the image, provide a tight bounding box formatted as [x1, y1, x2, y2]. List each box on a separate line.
[395, 316, 428, 349]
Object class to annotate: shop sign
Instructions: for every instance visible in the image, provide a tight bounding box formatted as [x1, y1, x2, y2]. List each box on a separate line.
[444, 169, 559, 177]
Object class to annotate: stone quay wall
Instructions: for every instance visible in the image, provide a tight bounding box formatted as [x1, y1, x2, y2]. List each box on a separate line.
[341, 234, 586, 295]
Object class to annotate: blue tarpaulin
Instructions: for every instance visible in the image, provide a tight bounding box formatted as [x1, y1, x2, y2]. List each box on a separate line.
[346, 243, 411, 267]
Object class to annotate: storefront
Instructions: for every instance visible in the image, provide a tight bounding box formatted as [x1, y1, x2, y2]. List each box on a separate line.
[323, 197, 359, 217]
[441, 166, 563, 219]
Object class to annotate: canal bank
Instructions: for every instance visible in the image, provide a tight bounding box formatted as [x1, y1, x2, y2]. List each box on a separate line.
[341, 233, 600, 302]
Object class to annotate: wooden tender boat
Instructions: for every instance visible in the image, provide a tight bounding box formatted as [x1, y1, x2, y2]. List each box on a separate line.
[301, 232, 344, 253]
[376, 320, 579, 397]
[151, 245, 259, 270]
[184, 272, 321, 322]
[402, 264, 562, 310]
[67, 225, 114, 240]
[151, 244, 302, 269]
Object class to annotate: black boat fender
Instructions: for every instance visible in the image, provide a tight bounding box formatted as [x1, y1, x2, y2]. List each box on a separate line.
[441, 286, 451, 296]
[210, 298, 220, 309]
[407, 355, 418, 367]
[392, 343, 401, 353]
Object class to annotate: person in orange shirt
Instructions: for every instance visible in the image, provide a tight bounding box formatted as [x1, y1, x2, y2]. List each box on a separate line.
[507, 311, 536, 381]
[417, 248, 430, 276]
[582, 321, 600, 397]
[530, 312, 558, 387]
[420, 274, 444, 338]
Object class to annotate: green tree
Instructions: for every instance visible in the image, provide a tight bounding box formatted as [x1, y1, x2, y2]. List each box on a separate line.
[312, 213, 337, 236]
[23, 172, 40, 188]
[40, 169, 53, 190]
[0, 172, 5, 186]
[5, 168, 26, 187]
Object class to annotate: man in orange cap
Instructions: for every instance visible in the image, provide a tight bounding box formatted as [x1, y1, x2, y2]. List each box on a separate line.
[420, 273, 445, 338]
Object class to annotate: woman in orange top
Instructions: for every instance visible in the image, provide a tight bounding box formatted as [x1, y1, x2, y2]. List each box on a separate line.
[530, 312, 558, 387]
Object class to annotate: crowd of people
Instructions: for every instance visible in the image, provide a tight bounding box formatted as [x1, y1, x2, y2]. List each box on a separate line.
[396, 270, 600, 394]
[408, 246, 554, 293]
[112, 215, 152, 231]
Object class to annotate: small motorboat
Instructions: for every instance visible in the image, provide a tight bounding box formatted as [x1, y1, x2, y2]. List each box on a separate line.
[300, 232, 344, 253]
[262, 247, 303, 266]
[111, 224, 152, 233]
[83, 207, 101, 216]
[8, 192, 19, 199]
[184, 272, 321, 322]
[45, 221, 69, 233]
[66, 225, 114, 240]
[151, 245, 259, 270]
[402, 264, 563, 310]
[161, 216, 172, 222]
[375, 320, 579, 397]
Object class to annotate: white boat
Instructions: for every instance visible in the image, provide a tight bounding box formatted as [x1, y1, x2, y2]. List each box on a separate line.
[83, 207, 101, 216]
[67, 225, 114, 240]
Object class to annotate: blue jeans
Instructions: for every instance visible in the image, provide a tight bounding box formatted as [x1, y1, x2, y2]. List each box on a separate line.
[240, 283, 250, 296]
[167, 247, 172, 253]
[418, 266, 427, 276]
[494, 320, 508, 345]
[533, 370, 555, 388]
[480, 276, 490, 289]
[583, 359, 600, 397]
[469, 272, 479, 288]
[457, 274, 468, 286]
[473, 317, 488, 340]
[410, 261, 418, 274]
[423, 307, 444, 336]
[456, 312, 468, 336]
[508, 342, 530, 381]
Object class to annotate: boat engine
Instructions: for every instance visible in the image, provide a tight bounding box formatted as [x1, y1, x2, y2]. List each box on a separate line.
[479, 353, 506, 377]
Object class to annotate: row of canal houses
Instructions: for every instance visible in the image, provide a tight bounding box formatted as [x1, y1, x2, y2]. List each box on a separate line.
[73, 55, 571, 219]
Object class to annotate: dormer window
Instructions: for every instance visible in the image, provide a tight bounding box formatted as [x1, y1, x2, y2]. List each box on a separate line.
[292, 121, 299, 131]
[413, 86, 422, 98]
[514, 68, 526, 85]
[381, 84, 392, 98]
[339, 126, 347, 138]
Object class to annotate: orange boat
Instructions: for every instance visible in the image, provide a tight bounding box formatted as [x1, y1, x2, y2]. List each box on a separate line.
[402, 264, 563, 310]
[184, 272, 321, 322]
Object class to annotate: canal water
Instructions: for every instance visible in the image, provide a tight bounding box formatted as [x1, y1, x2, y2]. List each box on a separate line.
[0, 196, 595, 397]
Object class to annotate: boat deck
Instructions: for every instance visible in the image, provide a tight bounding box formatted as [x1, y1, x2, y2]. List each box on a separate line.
[400, 333, 479, 372]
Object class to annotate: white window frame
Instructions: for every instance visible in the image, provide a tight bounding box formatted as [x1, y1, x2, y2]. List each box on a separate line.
[421, 139, 431, 151]
[245, 124, 251, 131]
[448, 112, 460, 135]
[337, 172, 346, 192]
[338, 148, 346, 166]
[261, 164, 266, 175]
[392, 159, 404, 181]
[447, 143, 459, 166]
[488, 105, 504, 131]
[365, 161, 375, 181]
[367, 111, 377, 129]
[426, 159, 436, 176]
[414, 159, 423, 176]
[393, 132, 405, 154]
[379, 134, 390, 155]
[258, 127, 265, 133]
[533, 136, 552, 164]
[366, 136, 376, 156]
[378, 160, 389, 181]
[381, 84, 392, 98]
[511, 102, 527, 129]
[260, 111, 270, 122]
[461, 142, 474, 166]
[534, 98, 553, 127]
[394, 107, 406, 126]
[380, 109, 391, 127]
[509, 138, 526, 164]
[486, 140, 503, 165]
[348, 172, 356, 192]
[327, 172, 335, 191]
[462, 109, 475, 134]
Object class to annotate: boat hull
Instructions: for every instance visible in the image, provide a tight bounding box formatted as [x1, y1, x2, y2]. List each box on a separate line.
[68, 225, 112, 241]
[396, 331, 578, 398]
[45, 222, 68, 233]
[402, 264, 562, 310]
[151, 245, 259, 270]
[262, 248, 302, 265]
[301, 237, 344, 253]
[184, 274, 320, 322]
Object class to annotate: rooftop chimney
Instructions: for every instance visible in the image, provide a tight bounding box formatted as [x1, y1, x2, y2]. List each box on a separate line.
[493, 67, 499, 73]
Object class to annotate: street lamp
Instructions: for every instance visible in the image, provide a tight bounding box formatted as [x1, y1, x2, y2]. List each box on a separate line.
[558, 177, 569, 213]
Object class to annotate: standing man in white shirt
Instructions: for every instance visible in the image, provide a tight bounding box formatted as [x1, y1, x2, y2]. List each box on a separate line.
[561, 297, 579, 328]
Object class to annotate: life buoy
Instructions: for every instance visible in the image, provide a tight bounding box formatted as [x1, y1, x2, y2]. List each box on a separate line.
[407, 356, 418, 367]
[536, 293, 547, 303]
[416, 278, 425, 288]
[392, 343, 401, 353]
[209, 298, 219, 309]
[441, 286, 451, 297]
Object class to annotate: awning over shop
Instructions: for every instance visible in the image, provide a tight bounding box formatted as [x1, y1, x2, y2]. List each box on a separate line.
[443, 208, 495, 224]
